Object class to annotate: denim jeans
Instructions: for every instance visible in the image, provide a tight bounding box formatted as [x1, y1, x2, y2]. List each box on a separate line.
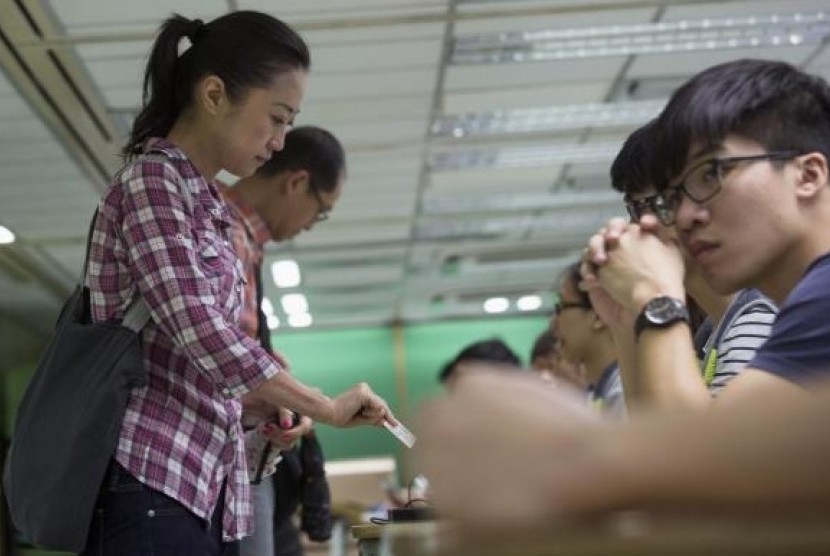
[239, 475, 275, 556]
[81, 461, 239, 556]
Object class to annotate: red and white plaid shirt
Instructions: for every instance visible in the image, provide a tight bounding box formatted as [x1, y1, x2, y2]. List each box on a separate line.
[87, 138, 284, 540]
[219, 184, 272, 340]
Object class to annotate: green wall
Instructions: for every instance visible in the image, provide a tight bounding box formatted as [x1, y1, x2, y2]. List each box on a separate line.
[272, 316, 548, 472]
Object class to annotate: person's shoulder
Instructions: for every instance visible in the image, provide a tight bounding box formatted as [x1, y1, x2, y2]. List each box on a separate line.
[796, 252, 830, 288]
[780, 253, 830, 309]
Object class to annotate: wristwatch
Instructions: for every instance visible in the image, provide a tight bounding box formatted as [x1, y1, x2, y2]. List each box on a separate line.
[634, 296, 690, 339]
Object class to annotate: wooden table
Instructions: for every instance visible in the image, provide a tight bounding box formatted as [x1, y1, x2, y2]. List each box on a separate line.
[355, 513, 830, 556]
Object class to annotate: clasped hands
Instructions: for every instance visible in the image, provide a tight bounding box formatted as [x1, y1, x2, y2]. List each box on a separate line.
[580, 214, 687, 329]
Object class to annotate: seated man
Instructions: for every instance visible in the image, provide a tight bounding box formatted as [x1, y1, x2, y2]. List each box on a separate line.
[529, 329, 587, 390]
[438, 337, 523, 390]
[604, 119, 777, 409]
[553, 262, 625, 417]
[584, 58, 830, 405]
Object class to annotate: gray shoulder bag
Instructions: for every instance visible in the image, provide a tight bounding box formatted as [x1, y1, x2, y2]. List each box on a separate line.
[2, 208, 152, 552]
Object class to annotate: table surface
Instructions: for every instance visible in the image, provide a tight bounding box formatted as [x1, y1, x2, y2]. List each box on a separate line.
[353, 513, 830, 556]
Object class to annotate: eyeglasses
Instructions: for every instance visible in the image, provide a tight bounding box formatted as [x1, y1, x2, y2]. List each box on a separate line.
[654, 151, 803, 226]
[624, 193, 676, 226]
[553, 300, 589, 316]
[308, 184, 332, 223]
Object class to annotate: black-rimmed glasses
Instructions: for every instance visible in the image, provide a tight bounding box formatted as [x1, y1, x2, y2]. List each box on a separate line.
[624, 193, 676, 226]
[655, 151, 803, 226]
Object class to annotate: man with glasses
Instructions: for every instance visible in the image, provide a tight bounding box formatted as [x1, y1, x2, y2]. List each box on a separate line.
[603, 120, 776, 409]
[220, 125, 345, 556]
[584, 58, 830, 406]
[552, 262, 625, 417]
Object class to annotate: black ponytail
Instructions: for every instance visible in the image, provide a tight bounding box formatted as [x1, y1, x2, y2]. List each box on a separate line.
[124, 11, 310, 159]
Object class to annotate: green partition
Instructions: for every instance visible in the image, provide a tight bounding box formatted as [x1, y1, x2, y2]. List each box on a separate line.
[271, 326, 402, 462]
[269, 316, 549, 472]
[403, 316, 548, 410]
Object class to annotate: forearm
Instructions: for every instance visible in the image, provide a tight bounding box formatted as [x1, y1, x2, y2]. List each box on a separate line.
[635, 324, 710, 410]
[245, 372, 335, 424]
[609, 321, 642, 409]
[596, 382, 830, 510]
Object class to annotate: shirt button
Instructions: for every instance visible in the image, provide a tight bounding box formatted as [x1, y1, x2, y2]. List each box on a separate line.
[147, 509, 156, 518]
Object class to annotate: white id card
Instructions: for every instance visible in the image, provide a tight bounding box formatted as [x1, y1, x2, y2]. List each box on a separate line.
[383, 420, 416, 448]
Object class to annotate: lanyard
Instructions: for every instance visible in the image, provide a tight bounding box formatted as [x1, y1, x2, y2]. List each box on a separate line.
[703, 348, 718, 387]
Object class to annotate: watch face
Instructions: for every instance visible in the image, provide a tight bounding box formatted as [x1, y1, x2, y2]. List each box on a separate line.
[645, 296, 685, 325]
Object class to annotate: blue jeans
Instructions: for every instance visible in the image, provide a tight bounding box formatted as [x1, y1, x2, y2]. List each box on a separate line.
[81, 461, 239, 556]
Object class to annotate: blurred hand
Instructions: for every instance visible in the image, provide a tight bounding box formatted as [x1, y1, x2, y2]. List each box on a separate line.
[416, 369, 606, 531]
[261, 414, 313, 450]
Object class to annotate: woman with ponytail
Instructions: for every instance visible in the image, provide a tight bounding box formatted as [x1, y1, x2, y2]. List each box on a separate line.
[83, 11, 395, 555]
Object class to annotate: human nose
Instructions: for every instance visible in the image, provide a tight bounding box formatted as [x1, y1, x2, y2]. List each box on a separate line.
[674, 190, 706, 231]
[268, 129, 288, 152]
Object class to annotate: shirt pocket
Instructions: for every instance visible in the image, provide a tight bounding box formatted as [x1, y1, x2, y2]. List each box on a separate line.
[195, 229, 225, 277]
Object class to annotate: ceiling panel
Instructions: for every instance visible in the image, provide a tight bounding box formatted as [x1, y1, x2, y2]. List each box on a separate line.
[49, 0, 227, 33]
[626, 46, 816, 79]
[2, 0, 828, 332]
[453, 6, 657, 34]
[445, 56, 628, 90]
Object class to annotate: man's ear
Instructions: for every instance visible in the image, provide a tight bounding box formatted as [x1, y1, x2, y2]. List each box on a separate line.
[795, 151, 829, 200]
[285, 169, 310, 195]
[196, 75, 228, 116]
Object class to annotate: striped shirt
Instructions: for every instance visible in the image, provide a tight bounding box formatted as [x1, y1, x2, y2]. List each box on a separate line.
[87, 138, 284, 540]
[701, 290, 777, 396]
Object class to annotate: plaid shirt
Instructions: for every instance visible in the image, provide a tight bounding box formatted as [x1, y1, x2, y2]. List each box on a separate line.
[219, 185, 273, 340]
[87, 138, 284, 540]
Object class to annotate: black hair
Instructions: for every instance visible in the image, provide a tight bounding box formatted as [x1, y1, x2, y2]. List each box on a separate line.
[610, 120, 658, 196]
[438, 338, 522, 383]
[124, 11, 310, 158]
[256, 126, 346, 193]
[530, 329, 557, 361]
[650, 58, 830, 189]
[559, 261, 592, 309]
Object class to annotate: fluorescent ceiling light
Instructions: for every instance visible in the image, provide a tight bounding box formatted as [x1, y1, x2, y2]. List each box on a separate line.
[483, 297, 509, 313]
[281, 293, 309, 315]
[453, 11, 830, 64]
[261, 297, 275, 316]
[266, 314, 280, 330]
[517, 295, 543, 311]
[416, 207, 622, 240]
[432, 100, 664, 138]
[288, 313, 313, 328]
[271, 259, 301, 288]
[429, 141, 621, 172]
[0, 225, 15, 245]
[422, 190, 622, 215]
